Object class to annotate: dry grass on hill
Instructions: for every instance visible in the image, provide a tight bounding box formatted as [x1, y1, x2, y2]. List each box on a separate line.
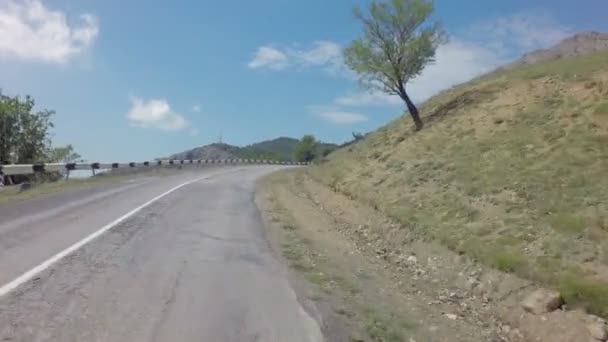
[310, 50, 608, 316]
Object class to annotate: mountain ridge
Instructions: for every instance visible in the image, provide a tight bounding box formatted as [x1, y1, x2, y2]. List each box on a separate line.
[507, 31, 608, 68]
[168, 137, 338, 161]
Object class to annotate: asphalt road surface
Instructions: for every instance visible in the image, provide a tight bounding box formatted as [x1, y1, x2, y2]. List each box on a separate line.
[0, 166, 324, 342]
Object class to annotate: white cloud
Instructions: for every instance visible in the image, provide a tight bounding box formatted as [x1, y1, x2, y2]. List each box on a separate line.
[192, 104, 201, 112]
[247, 41, 349, 75]
[318, 111, 368, 125]
[333, 12, 571, 106]
[0, 0, 99, 64]
[407, 39, 507, 102]
[406, 12, 570, 102]
[334, 91, 402, 107]
[468, 12, 572, 55]
[331, 40, 504, 108]
[311, 106, 368, 125]
[247, 46, 288, 70]
[294, 41, 342, 66]
[258, 12, 571, 125]
[292, 41, 347, 75]
[127, 97, 188, 131]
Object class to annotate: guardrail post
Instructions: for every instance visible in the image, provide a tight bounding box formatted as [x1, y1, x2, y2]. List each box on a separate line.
[0, 155, 299, 182]
[91, 162, 100, 177]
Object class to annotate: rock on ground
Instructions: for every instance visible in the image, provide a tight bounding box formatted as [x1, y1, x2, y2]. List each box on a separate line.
[521, 289, 563, 315]
[587, 316, 608, 341]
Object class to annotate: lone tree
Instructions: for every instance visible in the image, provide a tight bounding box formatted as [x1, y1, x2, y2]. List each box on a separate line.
[293, 135, 318, 162]
[49, 144, 82, 163]
[344, 0, 445, 130]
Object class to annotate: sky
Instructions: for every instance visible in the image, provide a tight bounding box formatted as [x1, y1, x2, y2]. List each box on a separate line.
[0, 0, 607, 162]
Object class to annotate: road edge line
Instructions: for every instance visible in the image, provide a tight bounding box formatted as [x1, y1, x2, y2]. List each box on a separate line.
[0, 172, 217, 297]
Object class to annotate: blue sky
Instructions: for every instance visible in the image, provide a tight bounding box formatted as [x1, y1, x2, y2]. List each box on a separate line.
[1, 0, 606, 162]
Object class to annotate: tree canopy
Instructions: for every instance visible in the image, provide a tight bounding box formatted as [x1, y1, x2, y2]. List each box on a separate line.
[0, 91, 79, 165]
[48, 145, 82, 163]
[0, 92, 55, 164]
[344, 0, 446, 130]
[293, 135, 318, 162]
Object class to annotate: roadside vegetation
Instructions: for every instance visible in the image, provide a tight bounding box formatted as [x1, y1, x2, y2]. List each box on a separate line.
[309, 49, 608, 317]
[293, 135, 319, 163]
[1, 91, 81, 186]
[293, 135, 339, 163]
[0, 92, 79, 165]
[262, 1, 608, 331]
[259, 172, 447, 341]
[258, 170, 505, 341]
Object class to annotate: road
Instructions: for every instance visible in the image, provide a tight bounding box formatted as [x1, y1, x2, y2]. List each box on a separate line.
[0, 166, 324, 342]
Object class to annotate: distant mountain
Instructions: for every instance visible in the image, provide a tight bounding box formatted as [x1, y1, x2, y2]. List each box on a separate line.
[242, 137, 299, 161]
[167, 137, 338, 161]
[168, 143, 241, 161]
[508, 31, 608, 68]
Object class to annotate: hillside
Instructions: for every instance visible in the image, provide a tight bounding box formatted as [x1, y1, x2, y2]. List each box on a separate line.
[168, 143, 242, 161]
[508, 31, 608, 68]
[168, 137, 338, 161]
[307, 41, 608, 319]
[241, 137, 299, 161]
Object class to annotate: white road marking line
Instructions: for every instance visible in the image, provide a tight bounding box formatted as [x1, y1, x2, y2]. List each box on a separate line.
[0, 171, 230, 297]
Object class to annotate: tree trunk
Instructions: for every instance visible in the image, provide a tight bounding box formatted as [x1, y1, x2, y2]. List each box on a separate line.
[401, 91, 424, 130]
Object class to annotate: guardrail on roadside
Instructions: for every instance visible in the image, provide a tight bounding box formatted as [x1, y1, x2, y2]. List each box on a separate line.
[0, 159, 306, 179]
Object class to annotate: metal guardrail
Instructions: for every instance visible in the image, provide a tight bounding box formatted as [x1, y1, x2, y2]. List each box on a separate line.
[0, 159, 306, 177]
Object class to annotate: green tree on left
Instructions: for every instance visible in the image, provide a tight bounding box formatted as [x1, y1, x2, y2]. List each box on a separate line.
[0, 92, 55, 164]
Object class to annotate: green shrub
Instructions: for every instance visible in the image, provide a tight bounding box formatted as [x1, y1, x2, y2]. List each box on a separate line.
[594, 102, 608, 114]
[559, 274, 608, 317]
[549, 213, 586, 235]
[491, 251, 528, 273]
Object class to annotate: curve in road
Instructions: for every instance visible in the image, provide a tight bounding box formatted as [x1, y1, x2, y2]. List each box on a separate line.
[0, 166, 323, 342]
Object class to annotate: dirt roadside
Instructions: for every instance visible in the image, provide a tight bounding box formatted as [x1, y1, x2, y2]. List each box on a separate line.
[257, 170, 498, 341]
[256, 169, 606, 342]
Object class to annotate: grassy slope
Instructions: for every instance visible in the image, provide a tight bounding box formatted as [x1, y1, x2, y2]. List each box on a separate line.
[310, 50, 608, 316]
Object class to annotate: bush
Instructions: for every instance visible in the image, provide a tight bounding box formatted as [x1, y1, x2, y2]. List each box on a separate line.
[594, 102, 608, 115]
[559, 273, 608, 317]
[549, 213, 586, 235]
[491, 251, 528, 273]
[293, 135, 318, 162]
